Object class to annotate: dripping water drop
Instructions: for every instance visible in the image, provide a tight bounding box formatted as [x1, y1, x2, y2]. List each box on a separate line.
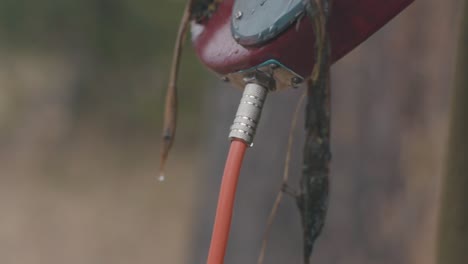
[158, 174, 166, 182]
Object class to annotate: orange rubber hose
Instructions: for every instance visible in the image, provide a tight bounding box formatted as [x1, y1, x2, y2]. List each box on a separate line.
[207, 139, 248, 264]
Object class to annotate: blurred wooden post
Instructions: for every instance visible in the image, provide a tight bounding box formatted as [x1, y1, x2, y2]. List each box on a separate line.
[437, 1, 468, 263]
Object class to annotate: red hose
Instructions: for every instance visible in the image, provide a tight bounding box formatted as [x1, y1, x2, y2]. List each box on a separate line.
[207, 139, 248, 264]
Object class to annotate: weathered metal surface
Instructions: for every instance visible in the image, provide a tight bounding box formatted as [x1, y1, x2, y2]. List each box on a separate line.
[231, 0, 308, 46]
[192, 0, 414, 78]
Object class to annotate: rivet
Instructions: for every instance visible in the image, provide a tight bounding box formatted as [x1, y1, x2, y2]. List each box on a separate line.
[292, 77, 302, 84]
[269, 63, 279, 70]
[292, 77, 302, 88]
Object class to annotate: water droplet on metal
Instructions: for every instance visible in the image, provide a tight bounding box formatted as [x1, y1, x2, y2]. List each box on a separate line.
[260, 0, 267, 6]
[257, 32, 265, 41]
[268, 25, 277, 33]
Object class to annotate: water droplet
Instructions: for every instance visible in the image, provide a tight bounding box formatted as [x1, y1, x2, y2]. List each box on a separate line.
[260, 0, 267, 6]
[158, 174, 166, 182]
[268, 25, 277, 33]
[257, 32, 264, 40]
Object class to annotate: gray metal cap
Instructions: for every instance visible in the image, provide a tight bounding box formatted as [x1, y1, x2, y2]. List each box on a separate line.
[231, 0, 307, 46]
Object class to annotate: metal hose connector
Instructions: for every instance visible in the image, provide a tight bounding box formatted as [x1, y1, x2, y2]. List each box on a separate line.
[229, 83, 268, 145]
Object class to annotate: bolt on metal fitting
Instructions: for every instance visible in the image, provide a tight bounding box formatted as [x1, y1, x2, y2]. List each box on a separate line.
[229, 83, 268, 145]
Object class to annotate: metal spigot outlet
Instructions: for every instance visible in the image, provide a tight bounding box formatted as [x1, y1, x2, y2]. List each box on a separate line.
[229, 82, 269, 145]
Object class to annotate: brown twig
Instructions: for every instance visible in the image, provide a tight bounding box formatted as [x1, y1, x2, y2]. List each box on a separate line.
[257, 91, 307, 264]
[159, 0, 194, 179]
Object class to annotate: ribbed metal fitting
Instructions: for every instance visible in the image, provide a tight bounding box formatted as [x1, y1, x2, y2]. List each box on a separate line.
[229, 83, 268, 145]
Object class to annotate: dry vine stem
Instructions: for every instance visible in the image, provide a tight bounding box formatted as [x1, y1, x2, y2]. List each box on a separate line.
[159, 0, 194, 178]
[257, 91, 306, 264]
[258, 0, 332, 263]
[297, 0, 331, 262]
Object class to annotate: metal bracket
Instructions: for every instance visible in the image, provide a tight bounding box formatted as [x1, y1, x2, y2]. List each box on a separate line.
[223, 60, 305, 91]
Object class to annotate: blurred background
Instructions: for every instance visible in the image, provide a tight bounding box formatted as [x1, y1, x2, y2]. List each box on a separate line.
[0, 0, 463, 264]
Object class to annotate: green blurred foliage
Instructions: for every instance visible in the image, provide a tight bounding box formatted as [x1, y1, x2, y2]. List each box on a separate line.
[0, 0, 183, 58]
[0, 0, 211, 139]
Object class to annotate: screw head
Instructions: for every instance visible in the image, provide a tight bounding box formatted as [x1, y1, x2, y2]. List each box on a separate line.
[269, 63, 279, 70]
[292, 77, 302, 83]
[235, 11, 243, 19]
[291, 77, 302, 88]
